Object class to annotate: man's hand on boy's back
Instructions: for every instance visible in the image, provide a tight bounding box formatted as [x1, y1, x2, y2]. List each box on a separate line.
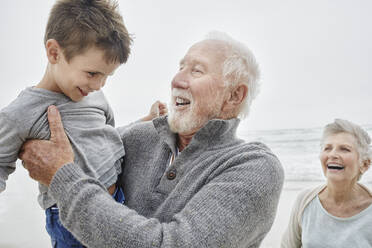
[19, 105, 74, 186]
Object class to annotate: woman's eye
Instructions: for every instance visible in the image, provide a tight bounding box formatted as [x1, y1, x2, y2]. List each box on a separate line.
[88, 72, 96, 77]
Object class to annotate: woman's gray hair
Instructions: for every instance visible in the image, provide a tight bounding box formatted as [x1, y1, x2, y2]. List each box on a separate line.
[322, 119, 372, 163]
[205, 31, 260, 119]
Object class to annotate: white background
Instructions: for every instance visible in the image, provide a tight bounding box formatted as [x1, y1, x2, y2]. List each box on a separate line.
[0, 1, 371, 247]
[1, 0, 371, 131]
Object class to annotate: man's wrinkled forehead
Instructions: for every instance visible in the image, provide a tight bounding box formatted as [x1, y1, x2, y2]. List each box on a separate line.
[182, 40, 229, 66]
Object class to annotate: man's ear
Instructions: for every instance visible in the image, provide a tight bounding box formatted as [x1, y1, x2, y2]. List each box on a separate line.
[229, 84, 248, 106]
[220, 84, 248, 118]
[45, 39, 62, 64]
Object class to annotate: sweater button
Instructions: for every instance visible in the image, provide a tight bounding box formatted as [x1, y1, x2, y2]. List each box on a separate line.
[167, 169, 177, 180]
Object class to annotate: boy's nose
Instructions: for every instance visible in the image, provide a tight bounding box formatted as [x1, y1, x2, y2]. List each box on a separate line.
[90, 78, 106, 91]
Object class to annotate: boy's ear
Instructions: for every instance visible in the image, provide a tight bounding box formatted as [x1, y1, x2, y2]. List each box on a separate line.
[45, 39, 62, 64]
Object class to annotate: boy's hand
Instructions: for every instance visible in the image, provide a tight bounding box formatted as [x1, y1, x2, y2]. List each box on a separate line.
[19, 105, 74, 186]
[141, 100, 168, 121]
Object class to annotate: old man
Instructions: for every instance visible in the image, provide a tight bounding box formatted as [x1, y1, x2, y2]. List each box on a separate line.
[20, 32, 284, 248]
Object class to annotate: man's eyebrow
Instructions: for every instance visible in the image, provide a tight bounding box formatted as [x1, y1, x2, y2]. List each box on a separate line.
[179, 58, 206, 66]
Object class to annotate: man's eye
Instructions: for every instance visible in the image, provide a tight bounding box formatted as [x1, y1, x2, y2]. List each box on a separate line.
[192, 69, 203, 74]
[341, 147, 350, 152]
[88, 72, 96, 77]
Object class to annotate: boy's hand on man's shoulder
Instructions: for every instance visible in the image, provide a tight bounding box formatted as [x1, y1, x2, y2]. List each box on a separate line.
[141, 100, 168, 122]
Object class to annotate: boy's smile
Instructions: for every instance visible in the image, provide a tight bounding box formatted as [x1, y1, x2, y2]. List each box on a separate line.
[78, 87, 89, 97]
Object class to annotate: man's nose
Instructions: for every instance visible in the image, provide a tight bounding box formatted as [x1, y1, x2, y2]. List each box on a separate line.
[171, 71, 189, 89]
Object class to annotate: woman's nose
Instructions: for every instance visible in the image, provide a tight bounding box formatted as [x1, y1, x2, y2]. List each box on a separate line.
[329, 148, 339, 158]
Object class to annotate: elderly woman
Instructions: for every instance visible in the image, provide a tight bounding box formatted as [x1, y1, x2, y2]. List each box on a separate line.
[281, 119, 372, 247]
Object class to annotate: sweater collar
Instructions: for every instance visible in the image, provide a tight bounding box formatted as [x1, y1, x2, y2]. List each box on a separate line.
[152, 116, 241, 153]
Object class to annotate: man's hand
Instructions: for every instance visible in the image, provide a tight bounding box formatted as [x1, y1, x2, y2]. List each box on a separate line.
[19, 105, 74, 186]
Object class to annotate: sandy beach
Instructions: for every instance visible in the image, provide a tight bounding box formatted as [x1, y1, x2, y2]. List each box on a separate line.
[0, 165, 328, 248]
[260, 181, 319, 248]
[0, 165, 50, 248]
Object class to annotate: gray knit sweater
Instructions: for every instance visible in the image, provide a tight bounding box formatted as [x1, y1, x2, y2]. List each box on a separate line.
[0, 87, 124, 209]
[49, 117, 284, 248]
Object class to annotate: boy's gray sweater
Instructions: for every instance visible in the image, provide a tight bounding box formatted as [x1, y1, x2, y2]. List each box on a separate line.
[49, 117, 284, 248]
[0, 87, 124, 209]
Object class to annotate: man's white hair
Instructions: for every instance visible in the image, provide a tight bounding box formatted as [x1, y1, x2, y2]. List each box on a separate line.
[205, 31, 260, 119]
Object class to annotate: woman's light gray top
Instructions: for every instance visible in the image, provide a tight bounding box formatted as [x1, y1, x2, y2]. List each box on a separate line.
[301, 195, 372, 248]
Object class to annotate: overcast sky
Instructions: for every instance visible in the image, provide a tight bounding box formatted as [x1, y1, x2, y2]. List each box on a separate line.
[1, 0, 371, 131]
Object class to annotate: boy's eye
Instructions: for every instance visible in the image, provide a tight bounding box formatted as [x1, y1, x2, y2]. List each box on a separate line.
[87, 72, 97, 77]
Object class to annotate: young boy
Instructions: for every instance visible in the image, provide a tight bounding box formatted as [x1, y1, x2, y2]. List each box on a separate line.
[0, 0, 166, 247]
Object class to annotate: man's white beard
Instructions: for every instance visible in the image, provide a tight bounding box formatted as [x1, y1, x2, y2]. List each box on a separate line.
[168, 89, 222, 134]
[168, 104, 207, 134]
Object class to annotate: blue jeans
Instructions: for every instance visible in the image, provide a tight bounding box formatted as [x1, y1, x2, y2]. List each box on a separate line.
[45, 186, 125, 248]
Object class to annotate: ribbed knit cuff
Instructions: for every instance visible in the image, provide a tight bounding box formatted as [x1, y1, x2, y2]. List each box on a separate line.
[49, 163, 85, 202]
[0, 182, 5, 193]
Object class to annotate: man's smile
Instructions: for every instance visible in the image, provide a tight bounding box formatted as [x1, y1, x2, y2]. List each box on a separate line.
[175, 97, 190, 106]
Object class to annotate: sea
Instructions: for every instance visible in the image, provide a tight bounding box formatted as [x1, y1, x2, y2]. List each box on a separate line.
[239, 124, 372, 188]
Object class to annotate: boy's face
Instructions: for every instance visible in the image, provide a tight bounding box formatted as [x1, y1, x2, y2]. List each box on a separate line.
[53, 46, 120, 102]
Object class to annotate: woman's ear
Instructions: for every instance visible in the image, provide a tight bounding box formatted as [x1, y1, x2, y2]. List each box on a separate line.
[360, 159, 371, 174]
[45, 39, 61, 64]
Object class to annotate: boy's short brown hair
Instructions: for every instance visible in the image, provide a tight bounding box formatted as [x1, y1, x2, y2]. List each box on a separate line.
[44, 0, 132, 64]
